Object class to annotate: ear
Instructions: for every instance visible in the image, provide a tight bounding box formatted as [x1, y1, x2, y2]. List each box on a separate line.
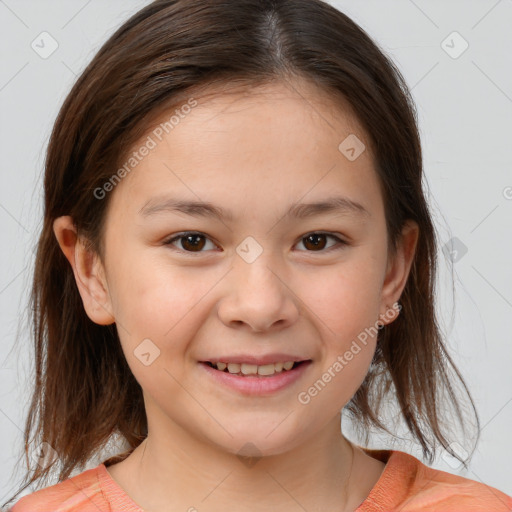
[53, 216, 115, 325]
[379, 219, 419, 325]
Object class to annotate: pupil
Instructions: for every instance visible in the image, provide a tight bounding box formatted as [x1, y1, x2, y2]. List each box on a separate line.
[183, 234, 205, 251]
[304, 234, 326, 250]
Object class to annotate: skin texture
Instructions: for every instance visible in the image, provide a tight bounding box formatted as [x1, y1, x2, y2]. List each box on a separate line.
[53, 79, 419, 512]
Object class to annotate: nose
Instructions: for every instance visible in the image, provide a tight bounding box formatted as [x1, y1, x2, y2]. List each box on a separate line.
[217, 257, 300, 333]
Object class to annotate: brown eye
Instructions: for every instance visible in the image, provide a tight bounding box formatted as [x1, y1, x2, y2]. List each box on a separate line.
[180, 234, 206, 251]
[164, 231, 347, 255]
[297, 232, 346, 252]
[164, 232, 216, 253]
[303, 233, 328, 250]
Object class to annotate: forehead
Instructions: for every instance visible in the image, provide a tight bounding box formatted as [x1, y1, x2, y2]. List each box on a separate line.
[133, 78, 370, 159]
[175, 78, 366, 136]
[108, 79, 382, 224]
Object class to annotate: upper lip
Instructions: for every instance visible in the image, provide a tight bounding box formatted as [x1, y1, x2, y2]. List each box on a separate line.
[200, 354, 312, 366]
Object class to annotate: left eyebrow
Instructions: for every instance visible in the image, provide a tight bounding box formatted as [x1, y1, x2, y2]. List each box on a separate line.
[138, 195, 371, 222]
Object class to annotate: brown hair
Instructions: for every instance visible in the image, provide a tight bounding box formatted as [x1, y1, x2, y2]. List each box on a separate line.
[4, 0, 479, 506]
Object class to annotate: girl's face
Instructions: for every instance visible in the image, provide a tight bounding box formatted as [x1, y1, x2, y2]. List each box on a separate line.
[78, 80, 417, 458]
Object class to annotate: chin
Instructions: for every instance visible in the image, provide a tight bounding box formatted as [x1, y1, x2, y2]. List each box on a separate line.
[209, 424, 305, 460]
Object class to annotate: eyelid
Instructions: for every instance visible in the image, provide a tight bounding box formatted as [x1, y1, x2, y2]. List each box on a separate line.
[163, 231, 348, 255]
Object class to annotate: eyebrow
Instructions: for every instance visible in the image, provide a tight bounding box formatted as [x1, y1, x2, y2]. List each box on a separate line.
[139, 195, 371, 222]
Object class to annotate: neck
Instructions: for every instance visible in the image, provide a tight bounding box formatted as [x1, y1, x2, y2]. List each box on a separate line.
[107, 414, 383, 512]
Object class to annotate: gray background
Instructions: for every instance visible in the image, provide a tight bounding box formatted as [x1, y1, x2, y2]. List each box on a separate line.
[1, 0, 511, 502]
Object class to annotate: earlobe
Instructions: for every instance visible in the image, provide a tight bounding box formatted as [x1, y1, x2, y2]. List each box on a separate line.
[379, 220, 419, 324]
[53, 216, 115, 326]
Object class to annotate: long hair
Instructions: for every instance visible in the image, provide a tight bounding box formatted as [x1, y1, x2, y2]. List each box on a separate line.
[4, 0, 478, 506]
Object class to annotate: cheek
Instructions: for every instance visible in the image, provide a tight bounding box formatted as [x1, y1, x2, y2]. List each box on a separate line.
[110, 263, 203, 393]
[296, 323, 377, 417]
[296, 253, 384, 342]
[109, 255, 222, 358]
[108, 253, 194, 329]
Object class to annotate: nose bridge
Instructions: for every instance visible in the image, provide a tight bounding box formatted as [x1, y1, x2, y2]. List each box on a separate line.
[218, 235, 298, 332]
[235, 234, 284, 298]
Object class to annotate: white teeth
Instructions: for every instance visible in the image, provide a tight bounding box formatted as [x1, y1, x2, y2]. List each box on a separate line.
[210, 360, 299, 376]
[227, 363, 241, 374]
[257, 364, 276, 376]
[241, 363, 258, 375]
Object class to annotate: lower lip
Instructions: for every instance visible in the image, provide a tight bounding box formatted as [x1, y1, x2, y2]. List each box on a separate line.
[199, 361, 312, 395]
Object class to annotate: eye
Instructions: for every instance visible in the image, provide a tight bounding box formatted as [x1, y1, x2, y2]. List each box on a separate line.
[163, 231, 347, 255]
[164, 232, 218, 253]
[294, 232, 347, 252]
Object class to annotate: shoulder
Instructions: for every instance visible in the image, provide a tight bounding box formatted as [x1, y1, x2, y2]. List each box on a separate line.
[9, 465, 108, 512]
[359, 449, 512, 512]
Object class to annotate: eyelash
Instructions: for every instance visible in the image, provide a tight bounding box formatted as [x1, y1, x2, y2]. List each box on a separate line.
[163, 231, 348, 255]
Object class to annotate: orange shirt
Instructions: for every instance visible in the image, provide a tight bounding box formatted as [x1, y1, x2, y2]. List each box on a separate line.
[9, 449, 512, 511]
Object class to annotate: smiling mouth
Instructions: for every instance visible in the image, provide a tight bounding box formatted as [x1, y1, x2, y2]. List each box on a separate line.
[202, 360, 310, 377]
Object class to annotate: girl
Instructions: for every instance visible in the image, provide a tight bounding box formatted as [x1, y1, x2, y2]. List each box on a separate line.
[4, 0, 512, 510]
